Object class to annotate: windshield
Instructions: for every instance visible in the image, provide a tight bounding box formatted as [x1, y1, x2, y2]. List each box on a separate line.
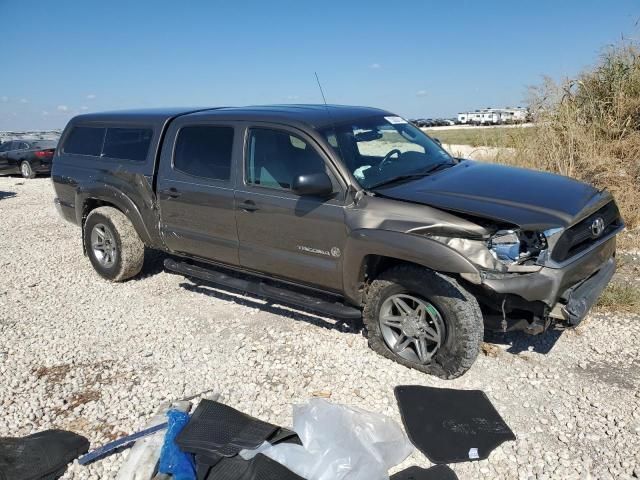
[320, 115, 454, 189]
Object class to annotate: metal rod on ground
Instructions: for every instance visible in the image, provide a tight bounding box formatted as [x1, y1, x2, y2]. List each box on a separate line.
[116, 400, 192, 480]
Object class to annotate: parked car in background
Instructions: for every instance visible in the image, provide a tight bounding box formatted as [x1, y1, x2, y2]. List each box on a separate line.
[415, 119, 433, 127]
[0, 140, 57, 178]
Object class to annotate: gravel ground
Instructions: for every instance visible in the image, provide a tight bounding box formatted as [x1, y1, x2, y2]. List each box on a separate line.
[1, 177, 639, 480]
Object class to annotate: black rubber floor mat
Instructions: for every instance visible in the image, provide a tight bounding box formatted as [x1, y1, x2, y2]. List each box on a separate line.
[196, 452, 225, 480]
[394, 385, 515, 464]
[176, 400, 279, 457]
[205, 454, 303, 480]
[391, 465, 458, 480]
[0, 429, 89, 480]
[195, 427, 300, 480]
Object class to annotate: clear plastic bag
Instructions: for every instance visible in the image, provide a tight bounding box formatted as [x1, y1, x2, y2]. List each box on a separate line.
[243, 398, 413, 480]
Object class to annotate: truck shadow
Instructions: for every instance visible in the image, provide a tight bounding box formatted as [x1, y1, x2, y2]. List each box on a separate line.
[0, 190, 16, 200]
[178, 281, 362, 335]
[484, 327, 564, 355]
[143, 251, 567, 350]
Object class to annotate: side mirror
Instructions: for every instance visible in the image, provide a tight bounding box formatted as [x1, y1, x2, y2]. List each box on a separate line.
[292, 172, 333, 197]
[433, 137, 442, 145]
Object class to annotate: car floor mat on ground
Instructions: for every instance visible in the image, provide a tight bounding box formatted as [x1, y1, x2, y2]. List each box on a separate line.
[176, 400, 279, 457]
[394, 385, 516, 464]
[195, 452, 224, 480]
[205, 453, 304, 480]
[0, 429, 89, 480]
[390, 465, 458, 480]
[195, 427, 300, 480]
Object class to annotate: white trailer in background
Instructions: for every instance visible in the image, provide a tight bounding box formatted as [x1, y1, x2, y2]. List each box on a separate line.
[457, 107, 528, 125]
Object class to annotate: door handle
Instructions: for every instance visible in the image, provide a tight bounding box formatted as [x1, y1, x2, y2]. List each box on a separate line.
[238, 200, 259, 212]
[160, 187, 181, 198]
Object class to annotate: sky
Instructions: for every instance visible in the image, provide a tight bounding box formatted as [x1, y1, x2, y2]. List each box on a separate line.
[1, 0, 639, 130]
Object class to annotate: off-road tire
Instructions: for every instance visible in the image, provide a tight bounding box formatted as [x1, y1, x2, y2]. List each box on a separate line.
[363, 264, 483, 379]
[20, 161, 35, 179]
[83, 206, 145, 282]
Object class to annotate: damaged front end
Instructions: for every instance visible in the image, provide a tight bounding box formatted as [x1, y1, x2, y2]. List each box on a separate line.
[430, 228, 547, 274]
[420, 211, 623, 335]
[425, 228, 552, 334]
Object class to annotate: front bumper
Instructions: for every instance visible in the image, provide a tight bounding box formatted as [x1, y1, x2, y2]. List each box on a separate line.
[560, 257, 615, 325]
[479, 236, 616, 324]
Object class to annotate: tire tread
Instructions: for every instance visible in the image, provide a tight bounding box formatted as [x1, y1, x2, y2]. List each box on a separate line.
[363, 264, 483, 379]
[84, 206, 144, 282]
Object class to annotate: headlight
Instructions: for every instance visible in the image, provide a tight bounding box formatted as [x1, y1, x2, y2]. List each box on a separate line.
[488, 229, 547, 265]
[428, 229, 548, 274]
[488, 230, 520, 262]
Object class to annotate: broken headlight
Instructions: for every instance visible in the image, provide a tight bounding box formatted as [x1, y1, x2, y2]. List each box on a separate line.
[428, 229, 548, 274]
[488, 229, 547, 266]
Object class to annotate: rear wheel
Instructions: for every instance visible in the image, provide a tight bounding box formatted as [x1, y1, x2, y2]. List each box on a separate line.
[363, 264, 483, 379]
[20, 161, 35, 179]
[83, 206, 145, 281]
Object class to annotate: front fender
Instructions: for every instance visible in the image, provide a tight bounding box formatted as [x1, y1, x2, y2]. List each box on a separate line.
[342, 228, 480, 305]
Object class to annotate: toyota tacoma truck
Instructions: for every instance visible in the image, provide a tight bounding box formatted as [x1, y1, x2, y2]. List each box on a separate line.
[51, 105, 624, 378]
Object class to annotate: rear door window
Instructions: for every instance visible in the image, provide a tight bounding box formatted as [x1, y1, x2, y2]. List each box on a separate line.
[63, 127, 105, 156]
[173, 126, 234, 181]
[102, 128, 153, 161]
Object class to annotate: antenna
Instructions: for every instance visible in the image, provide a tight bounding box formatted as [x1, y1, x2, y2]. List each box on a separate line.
[312, 72, 364, 201]
[315, 72, 328, 106]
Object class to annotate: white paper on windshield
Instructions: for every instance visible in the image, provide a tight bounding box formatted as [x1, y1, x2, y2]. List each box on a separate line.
[354, 165, 371, 180]
[384, 116, 408, 124]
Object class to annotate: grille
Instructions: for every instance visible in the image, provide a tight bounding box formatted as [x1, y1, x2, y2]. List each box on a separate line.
[550, 201, 621, 262]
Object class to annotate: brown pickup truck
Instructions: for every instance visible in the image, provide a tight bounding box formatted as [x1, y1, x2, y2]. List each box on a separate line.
[52, 105, 623, 378]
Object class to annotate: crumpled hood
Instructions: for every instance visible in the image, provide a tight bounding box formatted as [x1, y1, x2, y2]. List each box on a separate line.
[374, 160, 609, 230]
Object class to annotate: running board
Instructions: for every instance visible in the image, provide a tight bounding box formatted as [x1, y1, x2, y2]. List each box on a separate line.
[164, 258, 362, 320]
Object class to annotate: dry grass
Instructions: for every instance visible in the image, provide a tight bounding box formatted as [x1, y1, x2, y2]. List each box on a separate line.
[493, 42, 640, 239]
[33, 364, 71, 384]
[596, 282, 640, 312]
[425, 126, 536, 148]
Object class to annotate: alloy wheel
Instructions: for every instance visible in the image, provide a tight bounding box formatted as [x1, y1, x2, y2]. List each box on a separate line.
[90, 223, 118, 267]
[21, 162, 32, 178]
[378, 293, 445, 364]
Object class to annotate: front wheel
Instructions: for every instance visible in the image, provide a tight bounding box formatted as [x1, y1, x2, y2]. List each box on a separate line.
[363, 265, 483, 379]
[20, 161, 35, 179]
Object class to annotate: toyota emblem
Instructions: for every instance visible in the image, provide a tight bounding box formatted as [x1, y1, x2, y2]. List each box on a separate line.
[591, 217, 605, 237]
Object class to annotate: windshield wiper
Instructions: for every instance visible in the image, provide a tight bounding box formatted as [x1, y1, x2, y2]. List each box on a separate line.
[370, 162, 454, 189]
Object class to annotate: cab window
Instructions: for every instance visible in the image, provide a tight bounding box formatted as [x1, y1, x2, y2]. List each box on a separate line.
[173, 126, 234, 181]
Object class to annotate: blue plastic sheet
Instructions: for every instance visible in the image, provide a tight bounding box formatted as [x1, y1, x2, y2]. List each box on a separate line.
[158, 409, 196, 480]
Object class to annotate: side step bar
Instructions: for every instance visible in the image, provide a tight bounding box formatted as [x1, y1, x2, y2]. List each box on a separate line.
[164, 258, 362, 320]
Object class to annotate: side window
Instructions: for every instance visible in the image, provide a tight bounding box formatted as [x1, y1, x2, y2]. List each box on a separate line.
[63, 127, 105, 156]
[173, 126, 234, 181]
[102, 128, 152, 161]
[246, 129, 327, 191]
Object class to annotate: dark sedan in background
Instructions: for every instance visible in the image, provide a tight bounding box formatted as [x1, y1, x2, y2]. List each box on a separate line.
[0, 139, 57, 178]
